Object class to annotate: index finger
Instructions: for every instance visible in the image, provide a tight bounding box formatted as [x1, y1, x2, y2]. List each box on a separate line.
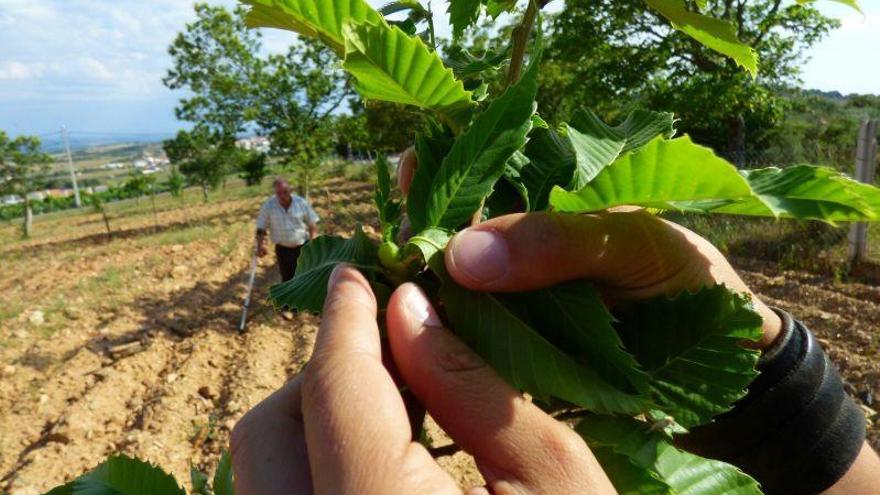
[301, 265, 413, 493]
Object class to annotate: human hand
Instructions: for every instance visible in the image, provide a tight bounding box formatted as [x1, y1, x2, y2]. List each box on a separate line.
[397, 148, 782, 350]
[231, 264, 616, 495]
[256, 243, 268, 257]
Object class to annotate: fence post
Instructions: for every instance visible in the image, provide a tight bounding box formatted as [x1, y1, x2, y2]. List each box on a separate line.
[848, 119, 879, 267]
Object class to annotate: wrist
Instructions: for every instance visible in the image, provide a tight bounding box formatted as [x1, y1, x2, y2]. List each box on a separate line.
[683, 310, 866, 495]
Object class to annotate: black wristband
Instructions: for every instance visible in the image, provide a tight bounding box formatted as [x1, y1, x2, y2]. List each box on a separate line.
[682, 309, 866, 495]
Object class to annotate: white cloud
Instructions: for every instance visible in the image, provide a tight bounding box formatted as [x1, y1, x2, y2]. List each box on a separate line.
[0, 61, 43, 80]
[79, 58, 115, 81]
[0, 0, 877, 135]
[0, 0, 221, 101]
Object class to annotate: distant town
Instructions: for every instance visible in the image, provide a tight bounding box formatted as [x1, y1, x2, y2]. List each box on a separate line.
[0, 135, 272, 207]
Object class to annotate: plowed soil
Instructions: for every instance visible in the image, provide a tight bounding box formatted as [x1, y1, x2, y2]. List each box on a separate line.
[0, 178, 877, 494]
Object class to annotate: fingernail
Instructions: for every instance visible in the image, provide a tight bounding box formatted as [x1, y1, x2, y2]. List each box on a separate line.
[450, 229, 509, 284]
[403, 285, 442, 329]
[328, 263, 347, 290]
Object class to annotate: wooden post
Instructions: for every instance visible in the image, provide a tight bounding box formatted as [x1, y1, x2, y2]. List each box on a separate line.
[848, 120, 879, 267]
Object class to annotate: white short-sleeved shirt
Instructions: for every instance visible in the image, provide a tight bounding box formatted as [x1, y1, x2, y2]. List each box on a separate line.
[256, 195, 320, 247]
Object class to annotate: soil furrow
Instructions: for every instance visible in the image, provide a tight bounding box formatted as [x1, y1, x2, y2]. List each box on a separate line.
[1, 336, 177, 495]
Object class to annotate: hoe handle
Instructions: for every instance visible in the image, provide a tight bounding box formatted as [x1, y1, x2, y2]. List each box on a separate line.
[238, 252, 259, 333]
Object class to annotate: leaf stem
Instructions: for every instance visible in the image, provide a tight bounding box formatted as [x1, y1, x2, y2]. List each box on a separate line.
[427, 0, 436, 49]
[505, 0, 545, 86]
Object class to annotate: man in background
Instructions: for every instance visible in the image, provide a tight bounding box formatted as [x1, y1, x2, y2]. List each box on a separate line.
[256, 178, 319, 292]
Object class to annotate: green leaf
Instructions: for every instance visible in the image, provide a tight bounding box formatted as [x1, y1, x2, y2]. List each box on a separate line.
[678, 165, 879, 223]
[797, 0, 862, 14]
[578, 109, 677, 156]
[591, 447, 672, 495]
[615, 285, 762, 428]
[190, 466, 210, 495]
[485, 0, 517, 17]
[496, 150, 531, 212]
[405, 226, 453, 270]
[566, 109, 675, 190]
[549, 136, 754, 214]
[241, 0, 384, 56]
[521, 127, 576, 211]
[444, 46, 511, 79]
[41, 455, 186, 495]
[213, 451, 235, 495]
[448, 0, 482, 38]
[503, 281, 649, 397]
[408, 121, 454, 233]
[268, 227, 378, 313]
[838, 175, 880, 214]
[578, 416, 762, 495]
[424, 53, 539, 229]
[342, 21, 476, 131]
[390, 18, 418, 35]
[439, 274, 650, 415]
[44, 484, 74, 495]
[379, 0, 429, 17]
[374, 154, 401, 240]
[644, 0, 758, 76]
[485, 177, 527, 217]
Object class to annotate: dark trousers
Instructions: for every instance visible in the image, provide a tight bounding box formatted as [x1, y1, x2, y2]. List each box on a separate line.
[275, 244, 303, 282]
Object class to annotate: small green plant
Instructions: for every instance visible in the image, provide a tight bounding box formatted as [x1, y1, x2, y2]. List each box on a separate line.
[90, 194, 113, 238]
[43, 452, 234, 495]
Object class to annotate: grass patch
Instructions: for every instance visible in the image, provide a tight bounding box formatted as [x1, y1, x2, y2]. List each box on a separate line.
[0, 300, 25, 323]
[36, 296, 71, 339]
[140, 224, 221, 248]
[76, 265, 131, 303]
[220, 232, 240, 257]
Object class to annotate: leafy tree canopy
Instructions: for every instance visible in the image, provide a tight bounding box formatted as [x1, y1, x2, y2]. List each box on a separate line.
[164, 4, 260, 143]
[0, 131, 52, 237]
[163, 126, 239, 201]
[0, 131, 52, 199]
[540, 0, 839, 159]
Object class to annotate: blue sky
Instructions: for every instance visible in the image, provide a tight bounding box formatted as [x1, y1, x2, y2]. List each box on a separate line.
[0, 0, 877, 138]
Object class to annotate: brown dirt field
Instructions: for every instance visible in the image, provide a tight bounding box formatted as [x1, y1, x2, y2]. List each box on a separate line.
[0, 178, 878, 494]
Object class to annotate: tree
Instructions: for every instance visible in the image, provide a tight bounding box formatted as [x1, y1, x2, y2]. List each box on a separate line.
[543, 0, 839, 161]
[123, 169, 149, 203]
[89, 193, 112, 238]
[0, 131, 52, 237]
[761, 90, 880, 169]
[163, 127, 231, 202]
[239, 150, 268, 186]
[164, 5, 353, 199]
[164, 4, 261, 200]
[163, 4, 260, 144]
[165, 165, 186, 199]
[333, 101, 425, 159]
[362, 101, 426, 153]
[251, 39, 351, 199]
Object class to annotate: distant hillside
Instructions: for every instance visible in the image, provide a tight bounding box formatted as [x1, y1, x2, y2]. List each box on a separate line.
[798, 89, 880, 115]
[40, 133, 174, 154]
[756, 89, 880, 171]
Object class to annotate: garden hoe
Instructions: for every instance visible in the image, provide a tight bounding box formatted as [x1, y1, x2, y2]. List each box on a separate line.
[238, 248, 258, 333]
